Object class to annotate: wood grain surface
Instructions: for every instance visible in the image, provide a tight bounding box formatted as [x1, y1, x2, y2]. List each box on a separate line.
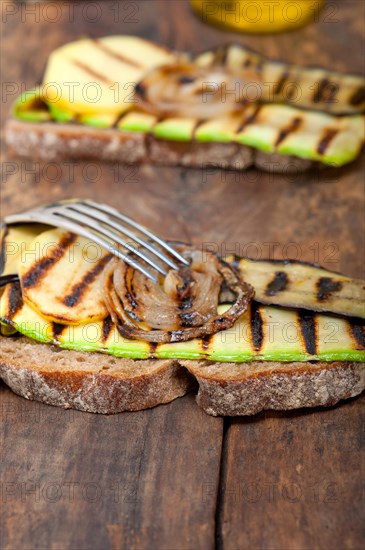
[1, 1, 364, 549]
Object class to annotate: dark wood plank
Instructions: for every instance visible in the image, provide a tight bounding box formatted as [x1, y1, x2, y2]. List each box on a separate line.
[218, 395, 365, 550]
[2, 159, 364, 278]
[0, 385, 223, 549]
[1, 1, 364, 549]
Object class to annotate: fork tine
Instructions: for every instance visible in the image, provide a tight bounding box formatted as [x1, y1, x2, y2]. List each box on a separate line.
[81, 200, 190, 266]
[51, 206, 169, 277]
[67, 202, 181, 271]
[4, 210, 159, 282]
[4, 199, 190, 282]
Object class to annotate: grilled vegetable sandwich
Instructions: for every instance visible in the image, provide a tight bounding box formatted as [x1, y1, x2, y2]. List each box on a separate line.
[0, 222, 364, 415]
[6, 36, 365, 172]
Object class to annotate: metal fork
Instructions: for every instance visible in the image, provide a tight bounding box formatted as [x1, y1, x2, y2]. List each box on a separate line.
[2, 199, 189, 283]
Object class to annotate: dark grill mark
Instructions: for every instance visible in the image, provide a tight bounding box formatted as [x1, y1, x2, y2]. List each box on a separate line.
[298, 310, 317, 355]
[201, 335, 213, 351]
[52, 322, 65, 340]
[71, 59, 111, 84]
[125, 291, 138, 310]
[31, 97, 49, 111]
[179, 75, 196, 85]
[178, 295, 194, 311]
[149, 342, 158, 356]
[7, 282, 23, 319]
[215, 317, 226, 324]
[236, 106, 262, 134]
[113, 111, 129, 128]
[102, 316, 113, 343]
[192, 119, 204, 138]
[348, 319, 365, 350]
[275, 117, 302, 147]
[179, 312, 196, 327]
[22, 233, 77, 289]
[274, 71, 289, 96]
[317, 128, 338, 155]
[250, 302, 264, 352]
[63, 254, 112, 308]
[313, 78, 338, 104]
[313, 78, 329, 103]
[92, 39, 142, 69]
[316, 277, 343, 302]
[350, 86, 365, 106]
[135, 82, 146, 99]
[265, 271, 289, 296]
[173, 268, 195, 319]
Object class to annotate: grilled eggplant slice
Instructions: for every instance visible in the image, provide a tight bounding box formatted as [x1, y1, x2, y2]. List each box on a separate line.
[226, 257, 365, 319]
[195, 43, 365, 115]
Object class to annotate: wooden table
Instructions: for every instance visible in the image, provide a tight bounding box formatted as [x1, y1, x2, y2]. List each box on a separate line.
[1, 1, 364, 548]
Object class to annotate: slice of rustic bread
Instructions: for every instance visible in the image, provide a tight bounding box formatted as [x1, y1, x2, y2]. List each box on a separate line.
[5, 119, 147, 163]
[1, 336, 363, 416]
[5, 118, 314, 173]
[0, 336, 194, 414]
[181, 360, 365, 416]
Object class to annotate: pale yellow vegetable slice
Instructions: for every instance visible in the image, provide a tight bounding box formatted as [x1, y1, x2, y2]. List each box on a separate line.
[42, 36, 177, 115]
[18, 228, 111, 324]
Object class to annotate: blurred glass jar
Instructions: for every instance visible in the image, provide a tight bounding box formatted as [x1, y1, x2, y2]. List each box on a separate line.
[191, 0, 326, 33]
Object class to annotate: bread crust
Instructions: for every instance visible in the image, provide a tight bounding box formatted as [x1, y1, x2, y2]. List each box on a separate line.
[0, 336, 194, 414]
[147, 136, 254, 170]
[5, 118, 315, 173]
[5, 119, 146, 163]
[0, 335, 363, 415]
[181, 360, 365, 416]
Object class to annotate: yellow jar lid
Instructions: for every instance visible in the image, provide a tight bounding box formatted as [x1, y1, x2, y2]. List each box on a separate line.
[191, 0, 325, 34]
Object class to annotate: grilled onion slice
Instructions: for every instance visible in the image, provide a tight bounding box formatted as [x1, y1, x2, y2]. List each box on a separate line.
[102, 247, 254, 343]
[135, 62, 263, 119]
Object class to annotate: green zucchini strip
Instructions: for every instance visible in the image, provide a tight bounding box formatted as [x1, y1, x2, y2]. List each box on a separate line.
[11, 90, 365, 167]
[1, 282, 364, 363]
